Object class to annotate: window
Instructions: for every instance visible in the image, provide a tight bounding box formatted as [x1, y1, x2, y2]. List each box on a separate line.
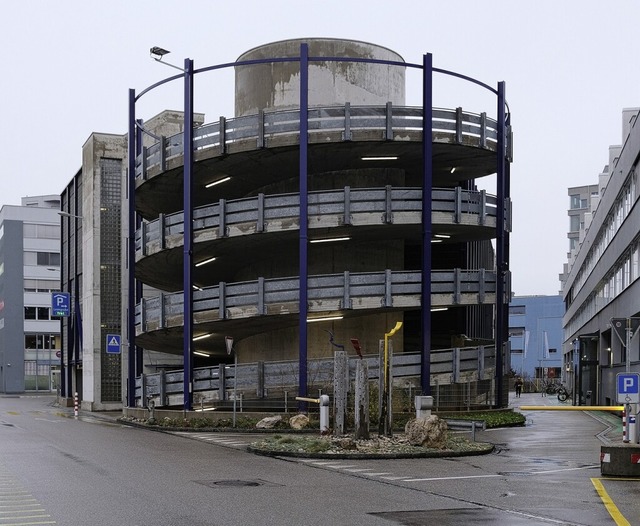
[570, 215, 580, 232]
[37, 307, 50, 320]
[570, 194, 581, 209]
[24, 307, 36, 320]
[24, 251, 60, 267]
[509, 305, 525, 315]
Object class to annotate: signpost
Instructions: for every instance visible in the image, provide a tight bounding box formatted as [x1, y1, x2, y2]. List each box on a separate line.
[617, 372, 640, 444]
[51, 292, 71, 317]
[106, 334, 121, 354]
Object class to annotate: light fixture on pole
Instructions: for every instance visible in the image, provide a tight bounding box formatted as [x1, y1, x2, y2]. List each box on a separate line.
[149, 46, 186, 72]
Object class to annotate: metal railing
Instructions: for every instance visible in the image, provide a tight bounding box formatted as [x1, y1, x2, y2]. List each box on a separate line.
[135, 346, 497, 409]
[135, 186, 506, 258]
[135, 269, 499, 333]
[135, 104, 500, 180]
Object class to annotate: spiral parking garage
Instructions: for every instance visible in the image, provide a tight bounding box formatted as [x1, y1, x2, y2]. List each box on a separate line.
[127, 38, 512, 410]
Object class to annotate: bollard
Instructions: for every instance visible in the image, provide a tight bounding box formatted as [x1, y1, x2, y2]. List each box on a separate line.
[74, 392, 79, 417]
[415, 395, 433, 419]
[623, 406, 628, 443]
[319, 394, 330, 433]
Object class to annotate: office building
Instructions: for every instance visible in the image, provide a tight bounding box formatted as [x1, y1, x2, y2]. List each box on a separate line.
[0, 195, 61, 393]
[562, 108, 640, 405]
[509, 295, 563, 383]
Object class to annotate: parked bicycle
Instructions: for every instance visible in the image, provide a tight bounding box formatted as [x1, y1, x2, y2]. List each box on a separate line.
[557, 385, 572, 402]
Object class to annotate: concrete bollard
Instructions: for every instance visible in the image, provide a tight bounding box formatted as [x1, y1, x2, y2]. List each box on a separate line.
[415, 395, 433, 419]
[319, 394, 330, 433]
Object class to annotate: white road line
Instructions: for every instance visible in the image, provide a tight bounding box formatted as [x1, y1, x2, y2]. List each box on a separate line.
[380, 476, 409, 480]
[362, 472, 392, 476]
[343, 468, 374, 472]
[404, 474, 502, 482]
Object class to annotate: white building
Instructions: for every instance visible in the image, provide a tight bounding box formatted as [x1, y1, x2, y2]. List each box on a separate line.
[0, 195, 61, 393]
[562, 108, 640, 405]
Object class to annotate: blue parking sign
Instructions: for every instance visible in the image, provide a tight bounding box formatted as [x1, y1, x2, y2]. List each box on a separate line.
[617, 373, 640, 403]
[51, 292, 71, 317]
[106, 334, 121, 354]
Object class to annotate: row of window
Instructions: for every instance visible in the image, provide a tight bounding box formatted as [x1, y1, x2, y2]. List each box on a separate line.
[566, 237, 640, 336]
[567, 166, 637, 305]
[25, 334, 59, 350]
[23, 224, 59, 240]
[25, 307, 54, 320]
[24, 251, 60, 267]
[24, 279, 58, 293]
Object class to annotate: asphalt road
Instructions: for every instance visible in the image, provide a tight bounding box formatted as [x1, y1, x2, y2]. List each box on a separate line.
[0, 392, 637, 526]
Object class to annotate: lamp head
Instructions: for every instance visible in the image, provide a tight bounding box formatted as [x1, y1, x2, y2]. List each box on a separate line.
[150, 46, 171, 60]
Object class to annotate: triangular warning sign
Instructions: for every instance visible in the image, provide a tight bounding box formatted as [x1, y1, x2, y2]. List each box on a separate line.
[109, 336, 119, 346]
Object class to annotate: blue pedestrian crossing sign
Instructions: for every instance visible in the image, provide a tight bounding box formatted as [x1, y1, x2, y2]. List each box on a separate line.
[51, 292, 71, 317]
[106, 334, 121, 354]
[616, 373, 640, 403]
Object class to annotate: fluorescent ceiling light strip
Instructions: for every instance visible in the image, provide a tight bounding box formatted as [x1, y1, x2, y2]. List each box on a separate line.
[307, 315, 344, 323]
[195, 257, 216, 267]
[431, 307, 448, 312]
[193, 351, 210, 357]
[193, 333, 212, 341]
[361, 156, 398, 161]
[205, 176, 231, 188]
[310, 237, 350, 244]
[434, 234, 451, 239]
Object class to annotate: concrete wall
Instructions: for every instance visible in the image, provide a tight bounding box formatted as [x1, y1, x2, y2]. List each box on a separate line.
[235, 38, 405, 117]
[0, 220, 24, 392]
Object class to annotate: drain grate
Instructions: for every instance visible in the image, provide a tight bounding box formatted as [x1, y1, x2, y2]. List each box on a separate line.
[194, 479, 282, 488]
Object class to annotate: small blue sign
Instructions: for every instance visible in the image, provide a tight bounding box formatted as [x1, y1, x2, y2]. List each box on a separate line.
[617, 373, 640, 403]
[51, 292, 71, 317]
[106, 334, 121, 354]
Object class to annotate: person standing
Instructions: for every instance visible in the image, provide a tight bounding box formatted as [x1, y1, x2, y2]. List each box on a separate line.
[514, 376, 523, 398]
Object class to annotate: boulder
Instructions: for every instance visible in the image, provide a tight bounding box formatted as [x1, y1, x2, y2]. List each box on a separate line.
[404, 415, 448, 448]
[256, 415, 283, 429]
[289, 414, 310, 430]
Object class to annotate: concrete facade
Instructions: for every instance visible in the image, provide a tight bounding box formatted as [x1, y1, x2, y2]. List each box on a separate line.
[0, 196, 61, 393]
[562, 107, 640, 406]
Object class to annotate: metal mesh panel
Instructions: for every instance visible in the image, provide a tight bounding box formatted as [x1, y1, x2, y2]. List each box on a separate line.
[100, 158, 122, 402]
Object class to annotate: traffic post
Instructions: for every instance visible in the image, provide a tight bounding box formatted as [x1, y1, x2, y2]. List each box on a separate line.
[617, 372, 640, 444]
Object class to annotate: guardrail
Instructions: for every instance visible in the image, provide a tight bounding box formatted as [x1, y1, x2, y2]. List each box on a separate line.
[135, 269, 499, 333]
[135, 104, 501, 180]
[135, 186, 505, 258]
[136, 346, 496, 408]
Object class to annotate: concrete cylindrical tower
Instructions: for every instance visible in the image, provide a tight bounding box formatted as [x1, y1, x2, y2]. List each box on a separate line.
[235, 38, 405, 117]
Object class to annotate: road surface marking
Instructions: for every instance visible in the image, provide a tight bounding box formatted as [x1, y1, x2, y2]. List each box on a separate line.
[591, 478, 631, 526]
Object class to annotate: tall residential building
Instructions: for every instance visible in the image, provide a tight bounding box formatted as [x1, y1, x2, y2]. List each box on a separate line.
[562, 107, 640, 405]
[128, 38, 513, 409]
[508, 295, 563, 382]
[0, 195, 61, 393]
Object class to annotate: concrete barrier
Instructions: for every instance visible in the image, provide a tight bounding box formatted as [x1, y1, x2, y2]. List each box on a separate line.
[600, 445, 640, 477]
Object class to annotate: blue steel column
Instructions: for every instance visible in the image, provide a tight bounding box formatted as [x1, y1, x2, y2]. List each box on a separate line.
[420, 54, 433, 395]
[183, 58, 195, 411]
[495, 81, 507, 407]
[298, 44, 309, 409]
[127, 88, 137, 407]
[134, 120, 144, 377]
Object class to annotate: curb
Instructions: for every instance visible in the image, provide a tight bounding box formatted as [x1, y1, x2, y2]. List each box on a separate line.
[246, 442, 495, 460]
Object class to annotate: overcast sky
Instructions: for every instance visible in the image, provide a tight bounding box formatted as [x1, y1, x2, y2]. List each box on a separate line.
[1, 1, 638, 297]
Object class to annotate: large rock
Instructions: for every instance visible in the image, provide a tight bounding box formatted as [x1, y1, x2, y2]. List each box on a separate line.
[289, 414, 309, 430]
[256, 415, 283, 429]
[404, 415, 448, 448]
